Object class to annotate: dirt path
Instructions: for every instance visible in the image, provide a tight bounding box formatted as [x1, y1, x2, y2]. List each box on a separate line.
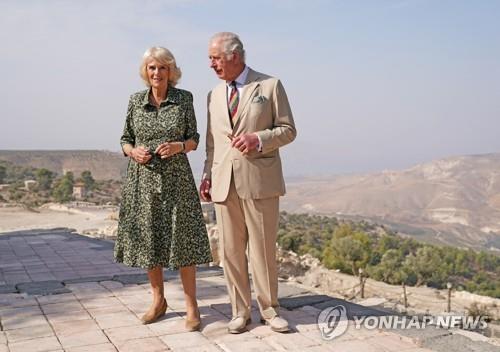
[0, 205, 117, 235]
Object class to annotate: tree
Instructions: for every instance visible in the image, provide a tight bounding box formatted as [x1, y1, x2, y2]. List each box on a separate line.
[80, 170, 96, 190]
[330, 236, 366, 275]
[404, 246, 444, 287]
[276, 212, 500, 299]
[368, 249, 409, 285]
[35, 168, 54, 190]
[278, 230, 302, 253]
[0, 165, 6, 184]
[321, 223, 373, 274]
[52, 172, 74, 203]
[332, 223, 356, 239]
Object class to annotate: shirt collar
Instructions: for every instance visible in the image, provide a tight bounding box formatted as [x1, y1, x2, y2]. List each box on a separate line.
[226, 65, 249, 88]
[142, 85, 180, 107]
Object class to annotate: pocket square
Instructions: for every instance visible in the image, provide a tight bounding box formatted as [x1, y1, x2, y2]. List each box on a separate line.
[252, 95, 266, 104]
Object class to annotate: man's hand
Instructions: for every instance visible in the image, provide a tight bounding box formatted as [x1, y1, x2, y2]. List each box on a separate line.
[200, 178, 212, 202]
[231, 133, 259, 155]
[130, 146, 151, 164]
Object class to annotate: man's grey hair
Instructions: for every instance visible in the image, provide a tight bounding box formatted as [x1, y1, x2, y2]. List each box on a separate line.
[210, 32, 246, 62]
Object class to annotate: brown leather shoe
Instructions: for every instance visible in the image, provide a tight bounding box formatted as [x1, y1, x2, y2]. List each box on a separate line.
[141, 298, 167, 324]
[185, 308, 201, 332]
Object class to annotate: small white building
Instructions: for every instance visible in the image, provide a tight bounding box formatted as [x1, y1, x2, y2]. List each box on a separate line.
[72, 182, 88, 199]
[24, 180, 38, 191]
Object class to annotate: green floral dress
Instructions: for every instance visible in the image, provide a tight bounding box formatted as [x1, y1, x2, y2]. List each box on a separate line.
[114, 86, 212, 270]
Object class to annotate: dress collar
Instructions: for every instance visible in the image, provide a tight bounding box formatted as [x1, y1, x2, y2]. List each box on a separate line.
[142, 85, 180, 107]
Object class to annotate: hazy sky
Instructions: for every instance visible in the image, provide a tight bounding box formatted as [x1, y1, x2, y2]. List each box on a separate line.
[1, 0, 499, 177]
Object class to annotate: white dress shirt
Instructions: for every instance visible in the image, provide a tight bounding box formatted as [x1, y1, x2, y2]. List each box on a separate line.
[226, 65, 249, 103]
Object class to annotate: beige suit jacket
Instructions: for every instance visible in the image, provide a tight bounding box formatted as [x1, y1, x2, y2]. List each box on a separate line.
[203, 68, 297, 202]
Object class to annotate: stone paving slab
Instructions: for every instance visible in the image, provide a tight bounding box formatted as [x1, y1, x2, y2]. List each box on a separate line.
[1, 228, 499, 352]
[0, 282, 491, 352]
[0, 228, 223, 296]
[1, 280, 450, 352]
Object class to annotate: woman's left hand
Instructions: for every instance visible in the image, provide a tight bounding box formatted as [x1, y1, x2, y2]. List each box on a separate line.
[155, 142, 183, 159]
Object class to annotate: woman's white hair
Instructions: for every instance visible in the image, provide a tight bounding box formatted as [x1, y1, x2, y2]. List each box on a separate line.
[210, 32, 246, 62]
[139, 47, 182, 87]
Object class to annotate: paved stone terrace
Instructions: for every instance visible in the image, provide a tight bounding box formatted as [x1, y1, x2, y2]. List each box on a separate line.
[0, 228, 498, 352]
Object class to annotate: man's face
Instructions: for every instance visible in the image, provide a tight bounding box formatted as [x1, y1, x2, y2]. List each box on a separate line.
[208, 40, 239, 81]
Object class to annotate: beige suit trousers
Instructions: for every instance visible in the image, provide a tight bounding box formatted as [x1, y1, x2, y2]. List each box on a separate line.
[214, 175, 280, 319]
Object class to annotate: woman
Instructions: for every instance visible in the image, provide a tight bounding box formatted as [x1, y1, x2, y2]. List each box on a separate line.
[115, 46, 212, 329]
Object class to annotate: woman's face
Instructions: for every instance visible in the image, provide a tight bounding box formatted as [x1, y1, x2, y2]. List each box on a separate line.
[146, 59, 169, 90]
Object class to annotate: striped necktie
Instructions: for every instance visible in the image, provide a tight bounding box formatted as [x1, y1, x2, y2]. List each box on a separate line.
[228, 80, 239, 124]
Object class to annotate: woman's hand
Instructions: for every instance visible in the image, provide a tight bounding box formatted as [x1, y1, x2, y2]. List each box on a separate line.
[130, 146, 152, 164]
[155, 142, 184, 159]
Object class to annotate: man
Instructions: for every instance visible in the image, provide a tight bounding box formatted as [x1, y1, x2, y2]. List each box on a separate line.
[200, 32, 296, 334]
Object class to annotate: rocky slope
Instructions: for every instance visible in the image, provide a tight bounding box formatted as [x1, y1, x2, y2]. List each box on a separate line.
[282, 153, 500, 251]
[0, 150, 128, 180]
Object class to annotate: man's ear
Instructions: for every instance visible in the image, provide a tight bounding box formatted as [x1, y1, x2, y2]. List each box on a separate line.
[231, 51, 240, 63]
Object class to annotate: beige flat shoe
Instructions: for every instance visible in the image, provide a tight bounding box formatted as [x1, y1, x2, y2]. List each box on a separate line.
[260, 315, 289, 333]
[185, 308, 201, 332]
[228, 316, 251, 334]
[141, 298, 167, 325]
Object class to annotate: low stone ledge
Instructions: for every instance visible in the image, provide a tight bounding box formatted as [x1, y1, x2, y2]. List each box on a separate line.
[0, 285, 17, 294]
[63, 276, 114, 284]
[279, 294, 334, 310]
[16, 280, 71, 295]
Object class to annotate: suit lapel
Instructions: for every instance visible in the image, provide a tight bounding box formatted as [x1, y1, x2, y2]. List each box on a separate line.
[232, 69, 260, 129]
[212, 82, 232, 132]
